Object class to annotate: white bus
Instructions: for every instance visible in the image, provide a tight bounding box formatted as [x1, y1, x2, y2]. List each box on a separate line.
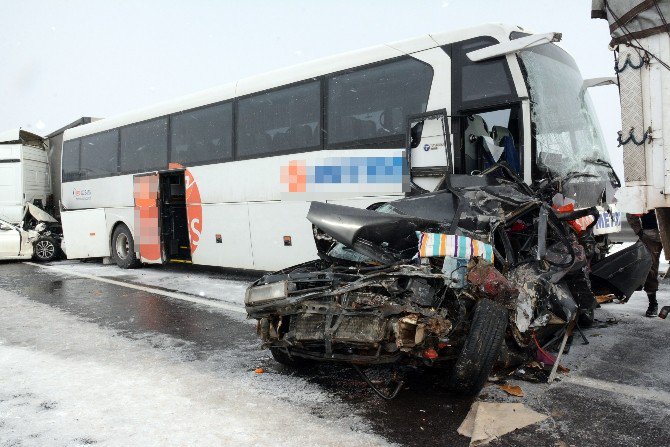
[59, 24, 619, 271]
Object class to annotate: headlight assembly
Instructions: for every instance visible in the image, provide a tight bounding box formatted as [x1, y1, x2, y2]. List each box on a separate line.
[245, 281, 288, 306]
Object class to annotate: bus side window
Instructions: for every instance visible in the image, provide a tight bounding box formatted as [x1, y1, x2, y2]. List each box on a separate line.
[62, 139, 81, 182]
[326, 58, 433, 149]
[236, 81, 321, 160]
[120, 118, 168, 174]
[170, 102, 233, 166]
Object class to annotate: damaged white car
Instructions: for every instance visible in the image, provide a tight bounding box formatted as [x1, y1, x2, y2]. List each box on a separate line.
[0, 203, 61, 262]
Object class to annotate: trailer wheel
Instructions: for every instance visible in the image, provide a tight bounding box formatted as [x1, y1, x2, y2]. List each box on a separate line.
[111, 224, 141, 269]
[33, 236, 59, 262]
[450, 298, 508, 395]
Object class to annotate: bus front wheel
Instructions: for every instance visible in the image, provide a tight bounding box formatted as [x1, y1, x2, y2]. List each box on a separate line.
[111, 224, 141, 269]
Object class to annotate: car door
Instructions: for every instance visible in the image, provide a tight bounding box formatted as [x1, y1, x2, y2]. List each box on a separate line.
[0, 219, 22, 258]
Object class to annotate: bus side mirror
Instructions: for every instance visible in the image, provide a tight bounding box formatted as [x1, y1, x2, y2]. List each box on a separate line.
[582, 77, 618, 90]
[580, 77, 617, 100]
[466, 32, 562, 62]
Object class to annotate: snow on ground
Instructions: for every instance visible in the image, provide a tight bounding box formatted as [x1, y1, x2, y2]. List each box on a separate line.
[44, 259, 252, 307]
[0, 287, 392, 447]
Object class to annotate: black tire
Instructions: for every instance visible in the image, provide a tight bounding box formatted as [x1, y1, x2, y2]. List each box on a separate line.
[450, 299, 508, 395]
[33, 236, 59, 262]
[270, 347, 308, 367]
[110, 224, 141, 269]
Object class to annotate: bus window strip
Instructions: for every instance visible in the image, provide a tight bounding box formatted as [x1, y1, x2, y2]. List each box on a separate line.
[63, 55, 436, 181]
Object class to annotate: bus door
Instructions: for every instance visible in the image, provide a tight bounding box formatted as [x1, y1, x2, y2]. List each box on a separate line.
[133, 173, 164, 264]
[405, 110, 451, 193]
[158, 170, 191, 263]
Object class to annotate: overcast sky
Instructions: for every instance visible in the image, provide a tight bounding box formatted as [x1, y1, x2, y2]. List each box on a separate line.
[0, 0, 622, 176]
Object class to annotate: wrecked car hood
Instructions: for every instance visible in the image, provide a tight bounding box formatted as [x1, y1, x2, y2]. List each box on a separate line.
[25, 202, 57, 223]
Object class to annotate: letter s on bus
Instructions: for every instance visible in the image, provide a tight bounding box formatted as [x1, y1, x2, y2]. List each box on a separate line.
[190, 218, 201, 246]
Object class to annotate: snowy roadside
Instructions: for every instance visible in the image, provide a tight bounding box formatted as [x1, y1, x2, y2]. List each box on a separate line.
[41, 259, 253, 308]
[0, 287, 392, 447]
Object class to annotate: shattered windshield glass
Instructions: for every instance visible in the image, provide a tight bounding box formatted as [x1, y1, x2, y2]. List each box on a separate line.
[519, 44, 611, 180]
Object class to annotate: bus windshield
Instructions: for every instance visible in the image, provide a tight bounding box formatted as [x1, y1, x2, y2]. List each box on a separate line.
[519, 43, 612, 181]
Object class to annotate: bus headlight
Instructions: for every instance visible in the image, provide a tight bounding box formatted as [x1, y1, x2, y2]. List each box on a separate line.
[245, 281, 288, 306]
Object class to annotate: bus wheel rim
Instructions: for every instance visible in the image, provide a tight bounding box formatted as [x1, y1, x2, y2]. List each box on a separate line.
[36, 241, 55, 258]
[116, 233, 129, 259]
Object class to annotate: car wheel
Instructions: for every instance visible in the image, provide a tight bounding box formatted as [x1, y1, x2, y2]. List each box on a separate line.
[450, 298, 508, 395]
[111, 224, 141, 269]
[33, 236, 59, 262]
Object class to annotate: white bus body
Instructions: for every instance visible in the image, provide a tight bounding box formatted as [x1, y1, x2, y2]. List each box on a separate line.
[60, 24, 618, 271]
[0, 129, 50, 225]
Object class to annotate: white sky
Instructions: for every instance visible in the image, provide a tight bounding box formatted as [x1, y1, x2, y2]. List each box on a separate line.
[0, 0, 622, 176]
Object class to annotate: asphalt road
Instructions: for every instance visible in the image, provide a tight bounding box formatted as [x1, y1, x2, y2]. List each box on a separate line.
[1, 261, 668, 446]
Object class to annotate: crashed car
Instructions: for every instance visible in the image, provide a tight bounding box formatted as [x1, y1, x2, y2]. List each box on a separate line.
[245, 165, 651, 394]
[0, 203, 62, 262]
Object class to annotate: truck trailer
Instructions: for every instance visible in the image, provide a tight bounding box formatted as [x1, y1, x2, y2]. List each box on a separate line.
[0, 129, 51, 224]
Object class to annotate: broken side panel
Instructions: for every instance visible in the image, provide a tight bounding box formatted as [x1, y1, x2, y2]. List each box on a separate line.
[133, 173, 163, 264]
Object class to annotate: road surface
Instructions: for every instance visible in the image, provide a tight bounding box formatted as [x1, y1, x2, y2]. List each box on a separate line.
[0, 260, 668, 446]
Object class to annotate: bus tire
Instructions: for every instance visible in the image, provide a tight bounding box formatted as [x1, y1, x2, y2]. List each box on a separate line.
[111, 224, 141, 269]
[449, 299, 507, 395]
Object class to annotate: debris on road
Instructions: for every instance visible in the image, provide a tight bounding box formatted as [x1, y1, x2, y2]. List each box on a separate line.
[457, 401, 548, 446]
[498, 383, 524, 397]
[246, 164, 653, 395]
[595, 294, 616, 304]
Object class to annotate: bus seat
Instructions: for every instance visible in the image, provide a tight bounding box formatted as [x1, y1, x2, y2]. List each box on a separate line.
[256, 132, 273, 150]
[381, 107, 404, 134]
[339, 116, 361, 139]
[273, 131, 289, 149]
[491, 125, 513, 146]
[464, 115, 489, 173]
[490, 125, 521, 174]
[359, 120, 376, 139]
[296, 124, 313, 146]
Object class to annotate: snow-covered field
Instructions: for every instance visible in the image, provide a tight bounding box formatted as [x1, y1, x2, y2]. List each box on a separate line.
[0, 286, 391, 447]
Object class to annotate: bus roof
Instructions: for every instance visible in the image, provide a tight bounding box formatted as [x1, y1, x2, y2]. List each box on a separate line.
[64, 23, 525, 141]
